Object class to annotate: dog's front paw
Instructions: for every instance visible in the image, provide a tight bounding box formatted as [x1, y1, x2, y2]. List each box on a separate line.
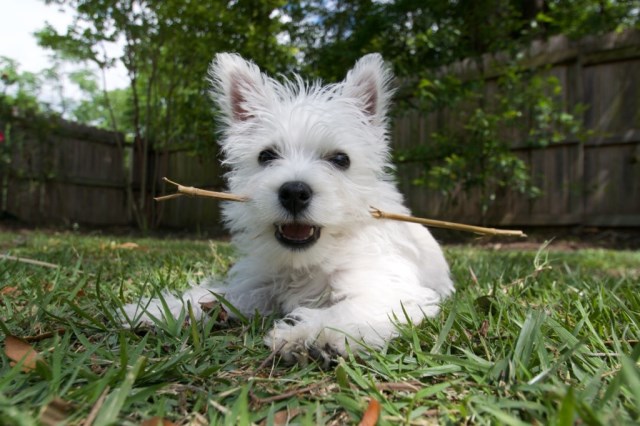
[265, 322, 342, 369]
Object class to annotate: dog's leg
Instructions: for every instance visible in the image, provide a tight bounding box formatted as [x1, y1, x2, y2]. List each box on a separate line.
[265, 282, 442, 365]
[121, 276, 276, 327]
[120, 283, 227, 327]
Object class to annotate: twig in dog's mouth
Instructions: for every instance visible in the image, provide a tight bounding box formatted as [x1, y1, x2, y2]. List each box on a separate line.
[368, 208, 526, 237]
[155, 177, 526, 237]
[156, 177, 249, 202]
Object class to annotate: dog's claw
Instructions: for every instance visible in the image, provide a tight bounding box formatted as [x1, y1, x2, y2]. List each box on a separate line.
[279, 342, 308, 366]
[308, 345, 336, 369]
[280, 342, 339, 369]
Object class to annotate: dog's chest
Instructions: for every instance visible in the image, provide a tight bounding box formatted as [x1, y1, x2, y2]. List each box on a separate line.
[275, 268, 335, 313]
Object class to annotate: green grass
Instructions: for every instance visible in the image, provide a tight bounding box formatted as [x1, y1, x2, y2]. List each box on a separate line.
[1, 230, 639, 425]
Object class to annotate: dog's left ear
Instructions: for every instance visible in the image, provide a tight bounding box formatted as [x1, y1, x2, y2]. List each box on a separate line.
[343, 54, 393, 125]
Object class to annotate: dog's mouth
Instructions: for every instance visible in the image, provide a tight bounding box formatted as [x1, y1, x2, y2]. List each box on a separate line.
[275, 223, 321, 250]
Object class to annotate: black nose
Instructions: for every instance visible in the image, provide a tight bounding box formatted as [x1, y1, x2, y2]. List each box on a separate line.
[279, 181, 312, 216]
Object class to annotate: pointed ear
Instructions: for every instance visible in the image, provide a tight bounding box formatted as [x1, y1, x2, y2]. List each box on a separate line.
[342, 53, 393, 124]
[209, 53, 270, 122]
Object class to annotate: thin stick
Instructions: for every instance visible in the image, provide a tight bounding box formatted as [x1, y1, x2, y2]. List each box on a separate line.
[23, 328, 66, 343]
[155, 177, 526, 237]
[156, 177, 248, 202]
[83, 386, 110, 426]
[208, 399, 231, 415]
[0, 254, 61, 269]
[249, 381, 328, 404]
[375, 381, 422, 392]
[369, 208, 527, 237]
[154, 193, 184, 201]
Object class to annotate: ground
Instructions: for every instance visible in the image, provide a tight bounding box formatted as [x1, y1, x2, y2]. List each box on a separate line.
[1, 226, 639, 425]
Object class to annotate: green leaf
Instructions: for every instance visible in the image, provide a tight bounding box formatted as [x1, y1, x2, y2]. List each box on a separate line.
[557, 387, 576, 426]
[512, 310, 545, 370]
[620, 355, 640, 403]
[335, 362, 351, 390]
[93, 356, 146, 426]
[430, 305, 456, 354]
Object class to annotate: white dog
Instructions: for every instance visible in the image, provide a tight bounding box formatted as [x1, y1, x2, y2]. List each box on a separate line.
[123, 53, 454, 365]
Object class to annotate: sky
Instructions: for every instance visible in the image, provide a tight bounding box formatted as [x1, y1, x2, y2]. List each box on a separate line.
[0, 0, 128, 103]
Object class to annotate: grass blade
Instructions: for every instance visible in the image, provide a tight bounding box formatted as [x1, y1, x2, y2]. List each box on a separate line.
[92, 356, 146, 426]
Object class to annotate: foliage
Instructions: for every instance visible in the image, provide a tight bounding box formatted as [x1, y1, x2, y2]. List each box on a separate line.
[1, 231, 640, 424]
[288, 0, 526, 80]
[540, 0, 640, 38]
[403, 63, 588, 217]
[36, 0, 297, 230]
[37, 0, 295, 147]
[287, 0, 636, 216]
[290, 0, 639, 81]
[1, 54, 123, 129]
[1, 56, 52, 114]
[68, 69, 132, 132]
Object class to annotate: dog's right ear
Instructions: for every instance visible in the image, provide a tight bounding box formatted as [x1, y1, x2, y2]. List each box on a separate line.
[209, 53, 271, 122]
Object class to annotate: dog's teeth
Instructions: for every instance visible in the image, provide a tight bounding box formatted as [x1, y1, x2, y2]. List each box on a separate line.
[308, 227, 315, 237]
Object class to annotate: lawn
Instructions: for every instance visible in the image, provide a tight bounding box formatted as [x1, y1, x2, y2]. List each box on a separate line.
[1, 229, 639, 425]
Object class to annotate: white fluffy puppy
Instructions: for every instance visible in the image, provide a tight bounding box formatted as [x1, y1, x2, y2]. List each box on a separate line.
[123, 53, 454, 365]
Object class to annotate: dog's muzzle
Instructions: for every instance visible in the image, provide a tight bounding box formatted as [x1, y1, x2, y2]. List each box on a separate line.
[275, 181, 320, 250]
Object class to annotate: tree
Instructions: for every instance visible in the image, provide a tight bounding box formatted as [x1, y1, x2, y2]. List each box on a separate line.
[0, 56, 72, 115]
[1, 57, 42, 113]
[58, 68, 134, 140]
[37, 0, 296, 230]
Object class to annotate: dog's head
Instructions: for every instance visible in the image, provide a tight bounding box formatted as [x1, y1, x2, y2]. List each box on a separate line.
[209, 53, 400, 267]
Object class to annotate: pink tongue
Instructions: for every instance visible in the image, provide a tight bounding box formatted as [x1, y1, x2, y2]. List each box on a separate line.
[282, 224, 312, 240]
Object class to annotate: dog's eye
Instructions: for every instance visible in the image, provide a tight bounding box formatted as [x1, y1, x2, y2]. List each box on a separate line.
[258, 149, 280, 165]
[327, 152, 350, 170]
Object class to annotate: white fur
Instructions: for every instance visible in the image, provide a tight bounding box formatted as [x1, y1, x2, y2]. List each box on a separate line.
[122, 53, 454, 362]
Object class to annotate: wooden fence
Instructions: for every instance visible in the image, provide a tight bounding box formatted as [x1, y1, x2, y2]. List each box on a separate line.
[392, 29, 640, 227]
[2, 29, 639, 230]
[1, 119, 130, 226]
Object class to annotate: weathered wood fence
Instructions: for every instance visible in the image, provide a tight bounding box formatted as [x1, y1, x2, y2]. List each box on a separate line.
[1, 119, 130, 226]
[393, 29, 640, 227]
[0, 119, 225, 231]
[2, 29, 639, 230]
